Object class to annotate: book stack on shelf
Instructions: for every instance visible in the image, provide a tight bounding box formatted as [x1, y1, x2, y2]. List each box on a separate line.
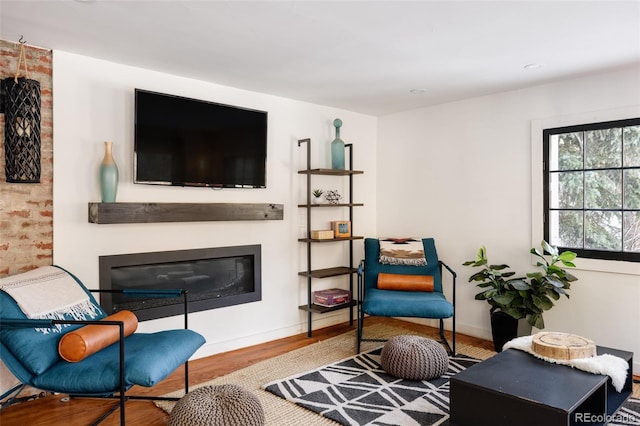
[313, 288, 352, 307]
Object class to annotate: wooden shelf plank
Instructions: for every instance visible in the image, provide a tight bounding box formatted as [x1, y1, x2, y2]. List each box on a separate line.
[88, 202, 284, 224]
[298, 169, 364, 176]
[298, 266, 357, 278]
[297, 203, 364, 208]
[298, 236, 363, 243]
[298, 300, 358, 314]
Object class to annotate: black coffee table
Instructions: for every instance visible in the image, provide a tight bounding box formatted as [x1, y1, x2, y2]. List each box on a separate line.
[450, 346, 633, 426]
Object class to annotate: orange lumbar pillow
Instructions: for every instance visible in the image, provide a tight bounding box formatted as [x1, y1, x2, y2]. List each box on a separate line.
[58, 310, 138, 362]
[377, 273, 434, 292]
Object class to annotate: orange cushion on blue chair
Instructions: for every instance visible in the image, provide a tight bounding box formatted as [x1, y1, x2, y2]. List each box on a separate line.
[58, 310, 138, 362]
[377, 273, 434, 292]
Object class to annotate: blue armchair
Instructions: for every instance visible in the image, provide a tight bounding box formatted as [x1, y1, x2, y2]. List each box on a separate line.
[0, 265, 205, 425]
[357, 238, 456, 354]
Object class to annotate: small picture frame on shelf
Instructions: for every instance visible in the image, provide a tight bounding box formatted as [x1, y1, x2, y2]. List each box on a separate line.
[331, 220, 351, 238]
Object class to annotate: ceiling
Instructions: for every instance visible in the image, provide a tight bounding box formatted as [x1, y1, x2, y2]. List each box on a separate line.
[1, 1, 639, 116]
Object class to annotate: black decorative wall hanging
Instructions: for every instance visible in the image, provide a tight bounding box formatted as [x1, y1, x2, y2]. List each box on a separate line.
[3, 37, 41, 183]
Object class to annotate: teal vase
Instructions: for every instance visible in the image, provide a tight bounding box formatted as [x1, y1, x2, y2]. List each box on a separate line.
[331, 118, 345, 170]
[100, 141, 119, 203]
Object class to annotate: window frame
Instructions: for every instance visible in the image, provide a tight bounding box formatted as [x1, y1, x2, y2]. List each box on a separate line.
[542, 117, 640, 263]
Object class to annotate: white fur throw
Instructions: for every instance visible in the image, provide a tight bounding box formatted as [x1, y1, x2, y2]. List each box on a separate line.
[503, 336, 628, 392]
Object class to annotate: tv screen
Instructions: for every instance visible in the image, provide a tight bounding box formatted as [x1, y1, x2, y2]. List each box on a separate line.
[134, 89, 267, 188]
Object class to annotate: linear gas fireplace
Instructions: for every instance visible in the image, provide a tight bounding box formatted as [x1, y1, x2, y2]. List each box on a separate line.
[99, 245, 261, 321]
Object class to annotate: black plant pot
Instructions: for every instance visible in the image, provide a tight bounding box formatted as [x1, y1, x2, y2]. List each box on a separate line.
[490, 311, 518, 352]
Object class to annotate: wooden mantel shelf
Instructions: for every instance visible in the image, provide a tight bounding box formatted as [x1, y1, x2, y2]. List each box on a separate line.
[88, 202, 284, 224]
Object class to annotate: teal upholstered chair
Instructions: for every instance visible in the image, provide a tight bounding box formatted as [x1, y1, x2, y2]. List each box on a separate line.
[357, 238, 456, 354]
[0, 265, 205, 425]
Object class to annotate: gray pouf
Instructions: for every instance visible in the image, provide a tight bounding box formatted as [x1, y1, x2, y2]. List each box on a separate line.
[168, 384, 265, 426]
[380, 335, 449, 380]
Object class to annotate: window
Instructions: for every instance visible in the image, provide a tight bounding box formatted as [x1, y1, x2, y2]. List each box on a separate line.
[543, 118, 640, 262]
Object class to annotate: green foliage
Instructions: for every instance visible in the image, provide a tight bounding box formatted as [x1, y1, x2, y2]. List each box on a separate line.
[312, 189, 324, 197]
[463, 241, 578, 329]
[552, 125, 640, 253]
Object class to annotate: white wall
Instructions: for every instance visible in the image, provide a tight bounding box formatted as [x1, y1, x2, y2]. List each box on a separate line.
[52, 51, 377, 359]
[51, 49, 640, 372]
[377, 65, 640, 372]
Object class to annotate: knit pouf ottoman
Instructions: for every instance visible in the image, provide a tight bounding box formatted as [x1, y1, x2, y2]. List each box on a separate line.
[380, 335, 449, 380]
[168, 384, 265, 426]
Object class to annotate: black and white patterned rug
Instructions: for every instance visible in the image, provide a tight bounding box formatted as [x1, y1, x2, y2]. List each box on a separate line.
[264, 347, 640, 426]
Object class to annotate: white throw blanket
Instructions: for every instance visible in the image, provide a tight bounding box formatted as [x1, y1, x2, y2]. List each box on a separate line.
[0, 266, 100, 333]
[503, 336, 628, 392]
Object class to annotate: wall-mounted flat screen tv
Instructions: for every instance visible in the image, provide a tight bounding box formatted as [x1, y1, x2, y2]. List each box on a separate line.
[134, 89, 267, 188]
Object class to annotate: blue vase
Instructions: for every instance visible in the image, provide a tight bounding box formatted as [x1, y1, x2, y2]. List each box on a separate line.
[100, 141, 119, 203]
[331, 118, 345, 170]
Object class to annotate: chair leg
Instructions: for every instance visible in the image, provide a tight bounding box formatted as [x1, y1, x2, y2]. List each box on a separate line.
[439, 319, 455, 356]
[0, 384, 27, 409]
[452, 312, 456, 356]
[357, 307, 363, 353]
[89, 400, 122, 426]
[184, 360, 190, 394]
[120, 392, 125, 425]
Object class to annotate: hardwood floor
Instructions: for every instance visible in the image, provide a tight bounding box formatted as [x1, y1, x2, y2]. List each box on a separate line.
[1, 318, 461, 425]
[1, 318, 624, 425]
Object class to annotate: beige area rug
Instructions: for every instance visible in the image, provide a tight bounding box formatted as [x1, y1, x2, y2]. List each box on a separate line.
[157, 324, 639, 425]
[156, 324, 494, 425]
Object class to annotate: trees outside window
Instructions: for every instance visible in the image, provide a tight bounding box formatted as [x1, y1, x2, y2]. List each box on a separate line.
[543, 118, 640, 262]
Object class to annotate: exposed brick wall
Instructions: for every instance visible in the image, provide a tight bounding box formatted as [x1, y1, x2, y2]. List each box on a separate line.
[0, 40, 53, 277]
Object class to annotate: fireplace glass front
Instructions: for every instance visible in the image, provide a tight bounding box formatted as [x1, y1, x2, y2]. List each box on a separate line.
[99, 245, 261, 321]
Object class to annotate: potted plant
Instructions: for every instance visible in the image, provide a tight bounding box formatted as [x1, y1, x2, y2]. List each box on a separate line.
[463, 240, 578, 351]
[311, 189, 324, 204]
